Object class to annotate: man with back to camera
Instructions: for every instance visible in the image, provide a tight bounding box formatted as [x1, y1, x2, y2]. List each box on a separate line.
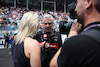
[33, 14, 62, 67]
[50, 0, 100, 67]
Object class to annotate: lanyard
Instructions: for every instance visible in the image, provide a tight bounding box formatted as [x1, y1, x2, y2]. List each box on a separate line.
[84, 24, 100, 31]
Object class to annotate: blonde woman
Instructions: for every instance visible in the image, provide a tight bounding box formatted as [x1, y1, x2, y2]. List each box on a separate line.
[11, 12, 45, 67]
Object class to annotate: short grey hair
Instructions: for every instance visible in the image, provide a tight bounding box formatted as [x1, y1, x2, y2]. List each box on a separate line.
[43, 14, 54, 23]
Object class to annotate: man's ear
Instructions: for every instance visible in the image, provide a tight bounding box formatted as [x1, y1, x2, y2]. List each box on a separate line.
[86, 0, 92, 8]
[86, 0, 92, 9]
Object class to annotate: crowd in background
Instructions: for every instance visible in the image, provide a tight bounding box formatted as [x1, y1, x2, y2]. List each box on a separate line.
[0, 6, 77, 36]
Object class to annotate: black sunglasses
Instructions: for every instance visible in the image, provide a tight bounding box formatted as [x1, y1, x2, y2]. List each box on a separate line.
[43, 23, 52, 25]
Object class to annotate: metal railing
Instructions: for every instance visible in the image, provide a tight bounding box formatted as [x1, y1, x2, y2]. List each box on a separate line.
[0, 20, 19, 36]
[0, 24, 18, 30]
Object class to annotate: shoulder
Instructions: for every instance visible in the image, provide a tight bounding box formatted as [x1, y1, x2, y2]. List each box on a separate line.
[62, 35, 93, 50]
[24, 37, 40, 59]
[37, 31, 42, 34]
[66, 35, 90, 43]
[24, 37, 39, 46]
[62, 34, 99, 53]
[58, 35, 90, 57]
[35, 31, 43, 37]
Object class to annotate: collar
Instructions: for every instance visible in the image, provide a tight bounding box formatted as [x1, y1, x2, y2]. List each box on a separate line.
[84, 22, 100, 31]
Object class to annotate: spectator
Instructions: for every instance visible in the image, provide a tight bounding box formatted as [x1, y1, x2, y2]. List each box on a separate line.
[2, 31, 11, 49]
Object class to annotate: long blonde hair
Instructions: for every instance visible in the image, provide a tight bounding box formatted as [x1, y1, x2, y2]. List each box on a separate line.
[15, 12, 39, 45]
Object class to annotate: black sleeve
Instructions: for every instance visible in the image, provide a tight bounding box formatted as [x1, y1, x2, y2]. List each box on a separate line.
[33, 31, 42, 41]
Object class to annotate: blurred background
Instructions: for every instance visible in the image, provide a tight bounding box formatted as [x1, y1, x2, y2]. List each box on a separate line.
[0, 0, 76, 46]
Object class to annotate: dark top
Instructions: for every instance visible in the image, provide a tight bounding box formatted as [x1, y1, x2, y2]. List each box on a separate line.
[4, 34, 10, 42]
[11, 40, 30, 67]
[58, 22, 100, 67]
[33, 30, 62, 67]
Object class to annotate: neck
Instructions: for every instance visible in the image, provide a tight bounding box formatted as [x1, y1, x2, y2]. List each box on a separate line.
[84, 8, 100, 27]
[45, 29, 53, 34]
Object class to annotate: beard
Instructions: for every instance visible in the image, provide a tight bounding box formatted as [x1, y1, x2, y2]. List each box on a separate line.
[77, 14, 84, 27]
[45, 27, 52, 33]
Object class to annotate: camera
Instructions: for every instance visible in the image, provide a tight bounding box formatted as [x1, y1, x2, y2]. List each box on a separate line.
[59, 20, 73, 35]
[67, 1, 77, 19]
[59, 1, 77, 35]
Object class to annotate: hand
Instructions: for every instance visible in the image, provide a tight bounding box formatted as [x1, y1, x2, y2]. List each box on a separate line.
[39, 41, 46, 48]
[45, 42, 50, 48]
[68, 22, 82, 38]
[39, 41, 49, 50]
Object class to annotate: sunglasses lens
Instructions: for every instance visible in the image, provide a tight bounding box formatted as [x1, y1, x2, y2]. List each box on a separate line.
[44, 23, 52, 25]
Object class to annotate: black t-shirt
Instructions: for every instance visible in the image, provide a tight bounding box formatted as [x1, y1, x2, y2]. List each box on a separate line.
[4, 34, 10, 42]
[58, 22, 100, 67]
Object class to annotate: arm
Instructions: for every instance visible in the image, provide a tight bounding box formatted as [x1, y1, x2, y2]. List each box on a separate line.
[9, 36, 11, 40]
[24, 37, 41, 67]
[50, 48, 61, 67]
[2, 35, 5, 39]
[50, 22, 82, 67]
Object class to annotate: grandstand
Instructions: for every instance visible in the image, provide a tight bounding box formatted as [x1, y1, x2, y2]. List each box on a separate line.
[0, 0, 75, 11]
[0, 1, 75, 67]
[0, 0, 75, 45]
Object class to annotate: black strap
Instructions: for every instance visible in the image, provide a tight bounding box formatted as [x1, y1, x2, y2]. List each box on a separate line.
[79, 29, 100, 43]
